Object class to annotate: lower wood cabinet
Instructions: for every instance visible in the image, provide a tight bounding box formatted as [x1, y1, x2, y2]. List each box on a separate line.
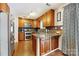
[32, 35, 37, 56]
[40, 39, 50, 55]
[51, 36, 59, 50]
[40, 39, 44, 55]
[40, 35, 60, 56]
[32, 34, 60, 56]
[44, 39, 50, 53]
[18, 32, 25, 41]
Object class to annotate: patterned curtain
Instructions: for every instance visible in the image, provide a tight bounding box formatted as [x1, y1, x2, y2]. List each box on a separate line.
[76, 3, 79, 56]
[62, 3, 77, 56]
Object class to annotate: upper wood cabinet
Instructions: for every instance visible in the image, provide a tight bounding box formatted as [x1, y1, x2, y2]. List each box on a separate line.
[18, 9, 54, 28]
[18, 18, 25, 27]
[42, 13, 47, 27]
[32, 19, 40, 28]
[36, 9, 54, 27]
[36, 19, 40, 28]
[0, 3, 9, 12]
[18, 17, 34, 28]
[30, 20, 34, 27]
[46, 9, 54, 26]
[33, 20, 36, 28]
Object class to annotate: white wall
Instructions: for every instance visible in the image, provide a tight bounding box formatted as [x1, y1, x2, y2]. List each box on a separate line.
[0, 13, 9, 55]
[54, 4, 69, 26]
[54, 4, 69, 50]
[54, 7, 64, 26]
[55, 7, 64, 50]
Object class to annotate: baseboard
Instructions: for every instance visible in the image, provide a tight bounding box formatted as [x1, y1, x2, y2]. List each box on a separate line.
[42, 48, 59, 56]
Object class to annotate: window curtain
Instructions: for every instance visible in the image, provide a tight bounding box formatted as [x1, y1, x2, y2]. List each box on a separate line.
[62, 3, 77, 56]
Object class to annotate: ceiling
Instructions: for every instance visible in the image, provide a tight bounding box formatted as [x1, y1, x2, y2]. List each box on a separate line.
[8, 3, 66, 19]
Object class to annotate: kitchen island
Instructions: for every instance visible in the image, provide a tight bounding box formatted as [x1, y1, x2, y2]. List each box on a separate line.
[32, 30, 62, 56]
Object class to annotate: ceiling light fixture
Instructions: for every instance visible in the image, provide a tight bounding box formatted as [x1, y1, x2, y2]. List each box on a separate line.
[46, 3, 51, 6]
[29, 12, 36, 16]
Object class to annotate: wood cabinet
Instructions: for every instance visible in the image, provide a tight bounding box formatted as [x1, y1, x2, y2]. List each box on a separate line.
[18, 19, 25, 27]
[18, 9, 54, 28]
[29, 20, 34, 27]
[32, 35, 37, 55]
[51, 36, 59, 50]
[32, 20, 40, 28]
[40, 39, 50, 55]
[33, 20, 37, 28]
[42, 14, 47, 27]
[0, 3, 9, 12]
[40, 35, 59, 56]
[18, 18, 25, 27]
[18, 17, 34, 28]
[18, 32, 25, 41]
[37, 9, 54, 27]
[40, 39, 44, 55]
[36, 19, 40, 28]
[46, 9, 54, 26]
[44, 39, 50, 53]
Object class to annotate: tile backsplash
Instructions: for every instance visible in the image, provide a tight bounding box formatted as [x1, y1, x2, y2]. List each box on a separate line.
[46, 26, 63, 30]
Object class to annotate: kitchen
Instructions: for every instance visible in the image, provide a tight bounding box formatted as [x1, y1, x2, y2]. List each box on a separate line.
[17, 9, 63, 56]
[0, 3, 78, 56]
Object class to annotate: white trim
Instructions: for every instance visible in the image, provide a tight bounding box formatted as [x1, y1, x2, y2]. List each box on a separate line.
[50, 36, 51, 51]
[36, 37, 40, 56]
[58, 35, 63, 50]
[0, 13, 9, 56]
[42, 48, 59, 56]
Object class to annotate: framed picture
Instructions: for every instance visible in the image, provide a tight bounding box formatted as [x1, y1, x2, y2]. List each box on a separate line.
[57, 12, 61, 21]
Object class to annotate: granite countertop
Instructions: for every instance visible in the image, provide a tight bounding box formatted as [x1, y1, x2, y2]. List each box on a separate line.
[32, 30, 63, 39]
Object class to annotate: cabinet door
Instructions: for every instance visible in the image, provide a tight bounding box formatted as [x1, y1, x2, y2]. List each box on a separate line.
[51, 36, 59, 50]
[18, 32, 25, 41]
[29, 20, 34, 27]
[50, 10, 54, 26]
[44, 39, 50, 53]
[18, 19, 25, 27]
[46, 11, 51, 26]
[32, 35, 36, 55]
[42, 14, 47, 27]
[36, 20, 40, 28]
[40, 39, 44, 55]
[46, 10, 54, 26]
[33, 20, 40, 28]
[40, 39, 50, 55]
[33, 20, 37, 28]
[25, 20, 30, 24]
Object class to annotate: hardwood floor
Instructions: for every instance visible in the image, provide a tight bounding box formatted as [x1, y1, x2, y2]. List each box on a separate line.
[13, 39, 65, 56]
[13, 39, 35, 56]
[47, 49, 67, 56]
